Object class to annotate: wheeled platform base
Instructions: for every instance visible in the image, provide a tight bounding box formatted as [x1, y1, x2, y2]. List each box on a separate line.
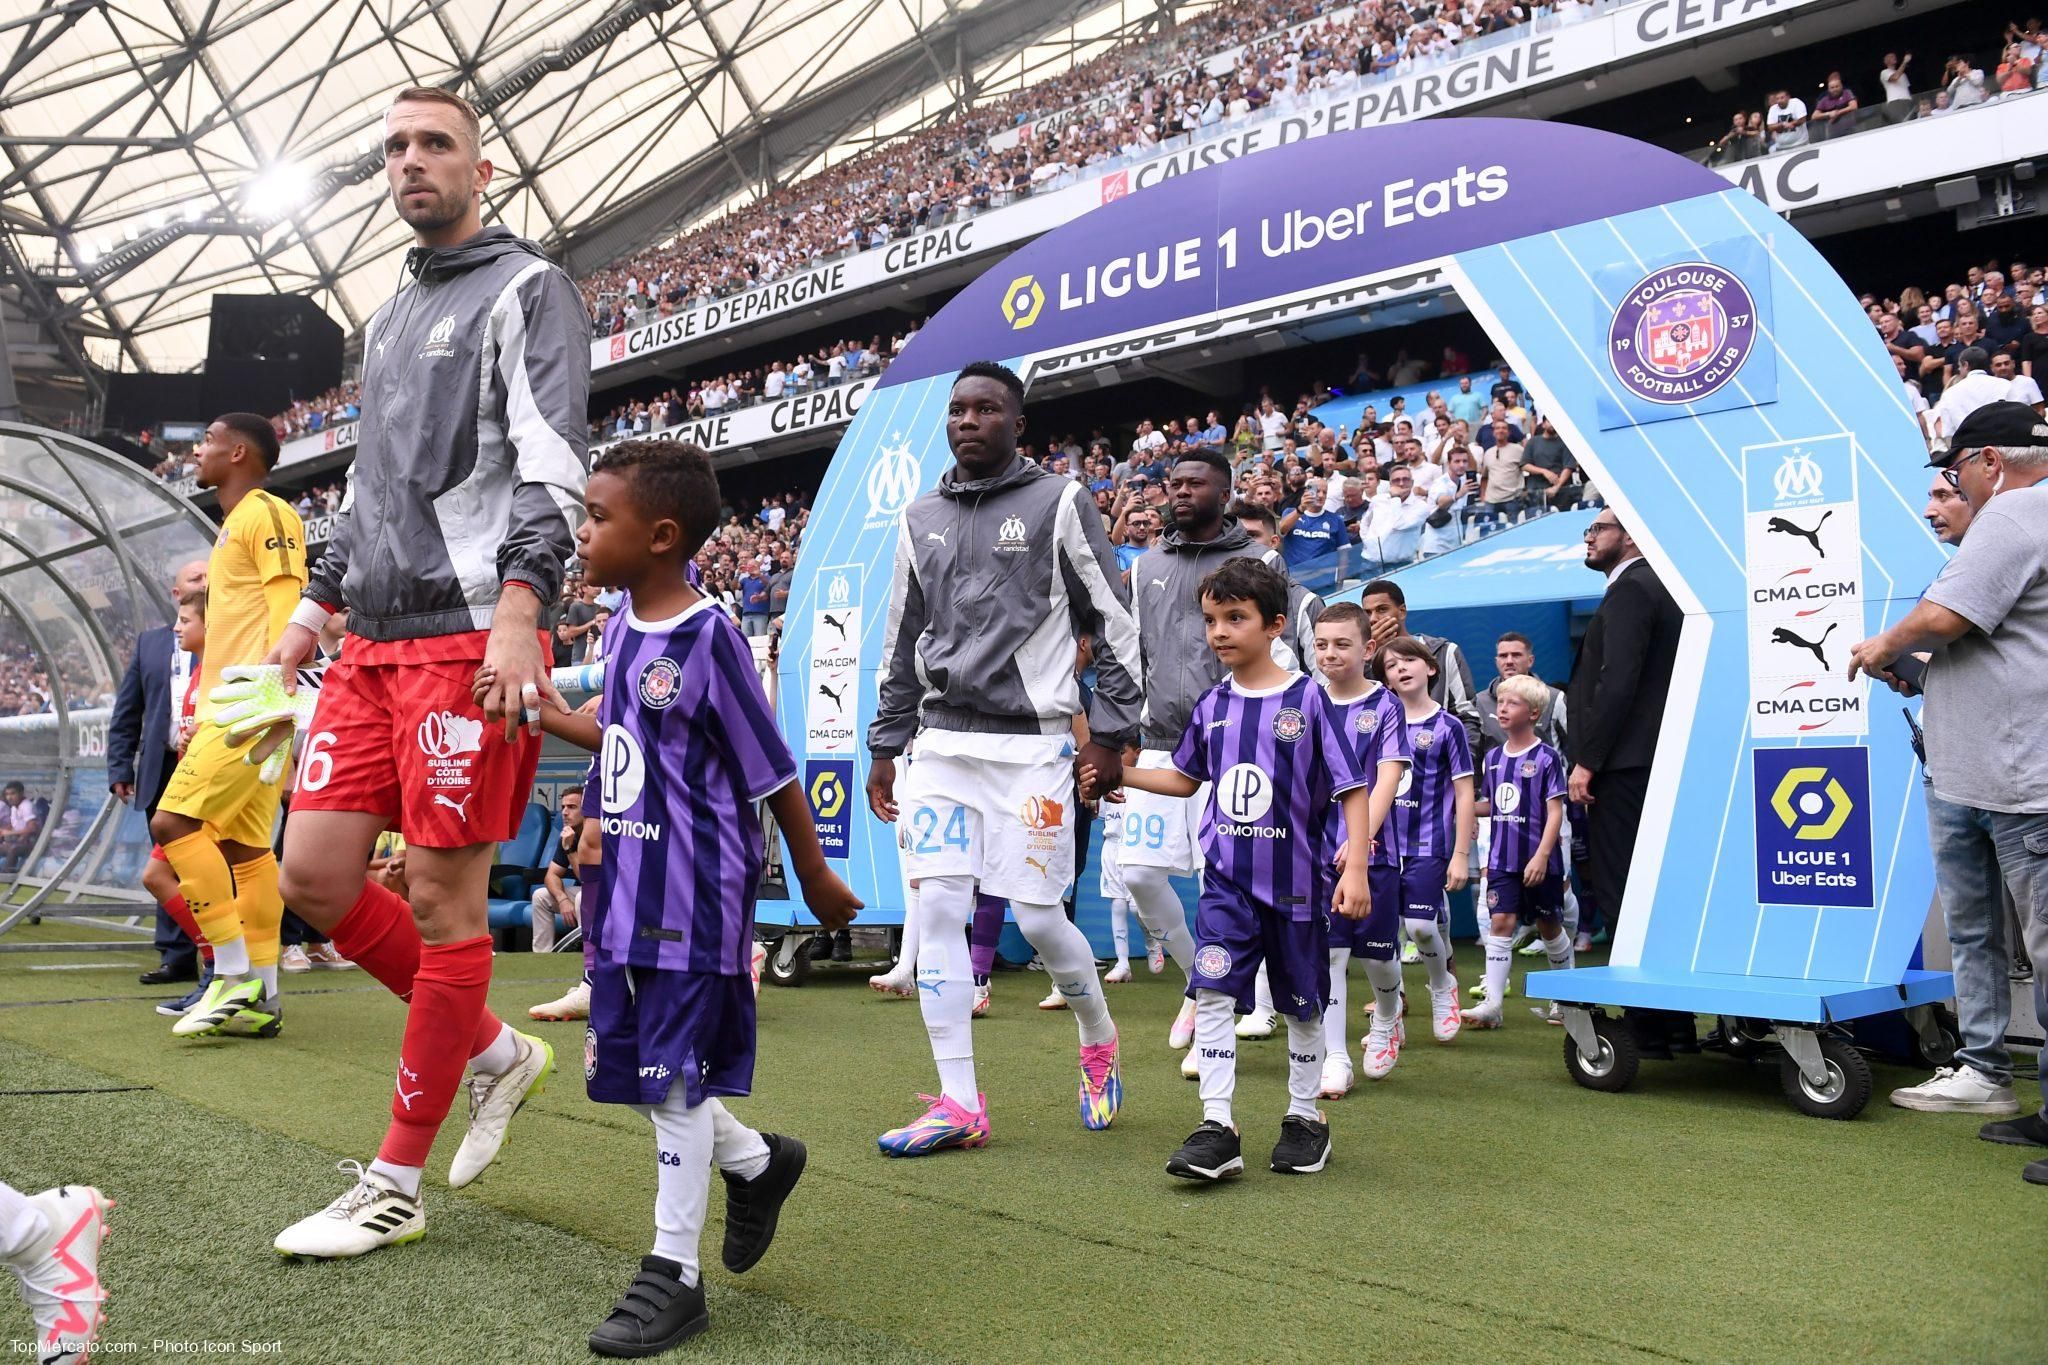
[1533, 964, 1954, 1120]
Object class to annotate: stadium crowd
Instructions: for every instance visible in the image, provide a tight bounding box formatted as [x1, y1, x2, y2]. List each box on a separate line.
[1705, 23, 2046, 164]
[578, 0, 1589, 336]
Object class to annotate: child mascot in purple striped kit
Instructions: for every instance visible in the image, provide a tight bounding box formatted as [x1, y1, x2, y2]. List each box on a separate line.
[515, 438, 860, 1355]
[1086, 557, 1386, 1182]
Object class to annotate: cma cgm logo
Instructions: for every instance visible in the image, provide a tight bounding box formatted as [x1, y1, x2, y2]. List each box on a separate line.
[1769, 766, 1852, 840]
[865, 433, 921, 521]
[1001, 275, 1045, 330]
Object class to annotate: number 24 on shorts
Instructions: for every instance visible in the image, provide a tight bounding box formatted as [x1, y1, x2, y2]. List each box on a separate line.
[907, 804, 972, 855]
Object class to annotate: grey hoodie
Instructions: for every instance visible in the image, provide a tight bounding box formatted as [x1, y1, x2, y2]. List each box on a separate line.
[869, 457, 1140, 758]
[305, 226, 588, 642]
[1129, 518, 1323, 750]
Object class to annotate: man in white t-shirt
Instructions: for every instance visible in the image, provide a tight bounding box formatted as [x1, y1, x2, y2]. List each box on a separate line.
[1992, 352, 2046, 411]
[1258, 401, 1288, 452]
[1879, 52, 1913, 103]
[1764, 89, 1808, 149]
[1934, 347, 2010, 441]
[762, 362, 786, 400]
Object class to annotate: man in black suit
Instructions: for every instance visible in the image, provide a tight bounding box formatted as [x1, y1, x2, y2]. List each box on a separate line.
[1566, 512, 1688, 1050]
[108, 560, 207, 984]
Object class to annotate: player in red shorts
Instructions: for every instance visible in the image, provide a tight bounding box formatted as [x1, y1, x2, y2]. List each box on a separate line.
[231, 87, 589, 1259]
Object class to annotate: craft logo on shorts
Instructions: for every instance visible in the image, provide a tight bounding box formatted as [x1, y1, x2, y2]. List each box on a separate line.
[416, 710, 483, 791]
[638, 657, 683, 710]
[1607, 261, 1756, 406]
[584, 1026, 599, 1081]
[1194, 944, 1231, 979]
[864, 432, 921, 525]
[1274, 708, 1307, 742]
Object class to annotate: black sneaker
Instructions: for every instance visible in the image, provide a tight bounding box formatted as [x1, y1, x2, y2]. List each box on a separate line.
[830, 929, 853, 963]
[588, 1256, 708, 1358]
[140, 963, 196, 986]
[721, 1134, 806, 1273]
[1166, 1121, 1243, 1182]
[807, 934, 834, 961]
[2024, 1157, 2048, 1186]
[1270, 1113, 1332, 1174]
[1980, 1112, 2048, 1148]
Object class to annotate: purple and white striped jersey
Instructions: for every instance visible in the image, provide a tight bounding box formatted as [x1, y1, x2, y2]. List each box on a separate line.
[590, 597, 797, 975]
[1391, 704, 1473, 861]
[1322, 684, 1411, 868]
[1483, 739, 1566, 877]
[1171, 673, 1367, 910]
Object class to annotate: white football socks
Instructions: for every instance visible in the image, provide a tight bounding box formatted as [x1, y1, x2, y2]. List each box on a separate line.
[1324, 947, 1352, 1062]
[1122, 863, 1197, 978]
[1254, 964, 1275, 1017]
[212, 935, 252, 979]
[253, 962, 279, 998]
[638, 1088, 712, 1285]
[1109, 896, 1132, 967]
[366, 1159, 422, 1199]
[1285, 1014, 1326, 1120]
[1542, 930, 1576, 971]
[1482, 931, 1513, 1002]
[471, 1020, 519, 1075]
[1404, 916, 1456, 992]
[0, 1180, 46, 1263]
[915, 876, 978, 1107]
[1362, 955, 1403, 1026]
[708, 1099, 771, 1181]
[1012, 898, 1115, 1047]
[1193, 989, 1238, 1127]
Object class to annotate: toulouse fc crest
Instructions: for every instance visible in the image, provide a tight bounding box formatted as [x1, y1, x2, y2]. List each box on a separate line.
[638, 657, 683, 709]
[1607, 261, 1757, 405]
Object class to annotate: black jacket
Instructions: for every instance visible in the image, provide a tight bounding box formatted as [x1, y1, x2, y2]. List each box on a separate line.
[1567, 559, 1683, 774]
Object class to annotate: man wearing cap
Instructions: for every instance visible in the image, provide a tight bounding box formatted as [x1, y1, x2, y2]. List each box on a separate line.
[1849, 402, 2048, 1181]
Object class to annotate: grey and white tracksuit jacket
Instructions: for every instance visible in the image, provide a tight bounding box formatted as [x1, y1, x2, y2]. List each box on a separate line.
[304, 226, 588, 640]
[1128, 519, 1324, 750]
[868, 457, 1141, 758]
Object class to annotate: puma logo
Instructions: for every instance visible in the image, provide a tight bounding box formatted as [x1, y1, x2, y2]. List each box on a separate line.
[1770, 622, 1837, 671]
[822, 612, 849, 641]
[1149, 577, 1168, 590]
[926, 528, 949, 545]
[1766, 510, 1831, 557]
[1025, 855, 1050, 877]
[818, 682, 847, 710]
[433, 792, 474, 820]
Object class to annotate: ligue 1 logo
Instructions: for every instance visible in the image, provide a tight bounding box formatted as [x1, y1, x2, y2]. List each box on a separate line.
[638, 656, 682, 709]
[1607, 261, 1757, 405]
[1273, 708, 1307, 743]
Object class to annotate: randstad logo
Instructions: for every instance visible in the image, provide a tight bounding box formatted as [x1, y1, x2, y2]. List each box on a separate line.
[1773, 449, 1824, 504]
[809, 768, 846, 820]
[1001, 275, 1044, 330]
[1770, 766, 1852, 840]
[827, 573, 851, 608]
[865, 434, 921, 522]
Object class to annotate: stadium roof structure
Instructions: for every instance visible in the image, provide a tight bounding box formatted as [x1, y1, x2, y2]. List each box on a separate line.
[0, 0, 1161, 413]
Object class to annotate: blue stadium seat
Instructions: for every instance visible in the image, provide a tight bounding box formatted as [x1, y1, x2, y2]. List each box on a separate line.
[486, 803, 553, 937]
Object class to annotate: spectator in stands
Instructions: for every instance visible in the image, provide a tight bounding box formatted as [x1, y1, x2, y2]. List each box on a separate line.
[1944, 54, 1990, 108]
[1764, 88, 1809, 149]
[1879, 52, 1914, 107]
[766, 548, 797, 622]
[1421, 448, 1479, 558]
[0, 781, 47, 873]
[1278, 477, 1348, 572]
[1522, 416, 1579, 510]
[553, 583, 599, 667]
[1810, 72, 1860, 141]
[530, 789, 583, 954]
[1479, 419, 1528, 517]
[1358, 464, 1432, 568]
[738, 561, 772, 637]
[1935, 346, 2009, 441]
[1992, 352, 2046, 411]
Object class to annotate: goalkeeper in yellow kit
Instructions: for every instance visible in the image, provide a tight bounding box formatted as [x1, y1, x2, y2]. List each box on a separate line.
[153, 413, 307, 1038]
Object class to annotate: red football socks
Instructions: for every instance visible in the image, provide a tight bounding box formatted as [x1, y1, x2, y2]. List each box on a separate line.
[377, 935, 494, 1168]
[328, 879, 506, 1055]
[161, 893, 212, 963]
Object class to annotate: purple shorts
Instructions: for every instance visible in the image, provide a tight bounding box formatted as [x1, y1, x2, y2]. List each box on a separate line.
[1400, 856, 1452, 924]
[1328, 863, 1403, 960]
[1485, 872, 1564, 927]
[1187, 875, 1329, 1021]
[586, 963, 756, 1107]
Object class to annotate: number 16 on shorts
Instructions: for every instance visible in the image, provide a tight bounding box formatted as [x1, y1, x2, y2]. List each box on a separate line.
[902, 802, 976, 877]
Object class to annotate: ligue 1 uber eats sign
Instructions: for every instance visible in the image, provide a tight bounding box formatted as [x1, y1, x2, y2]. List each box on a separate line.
[774, 119, 1940, 1000]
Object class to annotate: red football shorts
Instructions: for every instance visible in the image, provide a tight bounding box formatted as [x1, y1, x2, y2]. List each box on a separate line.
[291, 644, 540, 849]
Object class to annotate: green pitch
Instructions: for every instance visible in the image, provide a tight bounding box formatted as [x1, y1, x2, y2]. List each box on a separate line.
[0, 929, 2035, 1363]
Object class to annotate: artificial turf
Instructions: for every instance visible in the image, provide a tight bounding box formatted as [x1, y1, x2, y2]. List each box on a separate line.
[0, 926, 2038, 1363]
